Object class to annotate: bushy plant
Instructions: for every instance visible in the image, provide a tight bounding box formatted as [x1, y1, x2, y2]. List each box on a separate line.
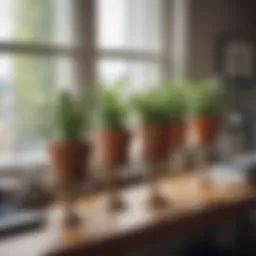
[96, 78, 128, 130]
[189, 78, 226, 117]
[131, 89, 168, 125]
[56, 91, 88, 141]
[131, 83, 187, 125]
[44, 90, 89, 142]
[161, 82, 188, 122]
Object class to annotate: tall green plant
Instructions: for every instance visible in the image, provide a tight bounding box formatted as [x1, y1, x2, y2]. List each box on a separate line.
[189, 78, 226, 117]
[44, 91, 89, 142]
[131, 89, 166, 125]
[160, 83, 188, 122]
[56, 92, 88, 141]
[131, 83, 187, 125]
[96, 78, 128, 130]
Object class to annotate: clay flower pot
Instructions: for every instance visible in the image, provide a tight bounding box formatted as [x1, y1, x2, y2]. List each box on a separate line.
[140, 123, 170, 164]
[194, 115, 219, 146]
[97, 129, 130, 167]
[48, 142, 90, 183]
[169, 122, 186, 152]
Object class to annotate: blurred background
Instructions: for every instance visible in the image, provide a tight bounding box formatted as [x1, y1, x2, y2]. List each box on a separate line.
[0, 0, 256, 255]
[0, 0, 255, 171]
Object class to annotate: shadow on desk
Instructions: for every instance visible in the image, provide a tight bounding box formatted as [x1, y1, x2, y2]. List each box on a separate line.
[137, 213, 256, 256]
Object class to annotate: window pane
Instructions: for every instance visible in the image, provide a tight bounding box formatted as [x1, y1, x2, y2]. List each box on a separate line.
[97, 60, 161, 92]
[96, 0, 163, 51]
[0, 55, 75, 167]
[0, 0, 74, 46]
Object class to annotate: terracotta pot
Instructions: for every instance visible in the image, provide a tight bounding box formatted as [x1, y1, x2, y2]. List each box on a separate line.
[48, 141, 90, 183]
[140, 123, 170, 163]
[97, 129, 130, 167]
[169, 122, 186, 151]
[194, 116, 219, 146]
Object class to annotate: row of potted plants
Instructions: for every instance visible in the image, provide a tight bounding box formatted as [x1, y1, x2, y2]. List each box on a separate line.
[48, 78, 226, 183]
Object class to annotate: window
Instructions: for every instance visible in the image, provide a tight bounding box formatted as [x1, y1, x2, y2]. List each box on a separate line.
[0, 0, 74, 45]
[0, 0, 76, 169]
[0, 0, 172, 171]
[96, 0, 170, 86]
[0, 55, 75, 166]
[97, 60, 161, 91]
[97, 0, 163, 52]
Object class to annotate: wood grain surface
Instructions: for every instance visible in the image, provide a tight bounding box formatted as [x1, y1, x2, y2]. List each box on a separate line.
[0, 173, 256, 256]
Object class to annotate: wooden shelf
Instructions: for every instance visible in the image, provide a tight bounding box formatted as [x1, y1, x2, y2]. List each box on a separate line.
[0, 173, 256, 256]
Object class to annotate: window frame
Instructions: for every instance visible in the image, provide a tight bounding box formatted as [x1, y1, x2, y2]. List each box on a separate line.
[0, 0, 175, 175]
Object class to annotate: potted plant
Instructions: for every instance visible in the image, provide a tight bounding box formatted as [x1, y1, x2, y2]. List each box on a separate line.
[95, 83, 130, 167]
[131, 88, 173, 208]
[165, 84, 188, 152]
[131, 88, 171, 164]
[190, 79, 226, 146]
[48, 91, 90, 184]
[94, 80, 130, 211]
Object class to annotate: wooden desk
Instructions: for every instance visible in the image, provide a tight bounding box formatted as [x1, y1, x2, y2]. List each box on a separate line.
[0, 174, 256, 256]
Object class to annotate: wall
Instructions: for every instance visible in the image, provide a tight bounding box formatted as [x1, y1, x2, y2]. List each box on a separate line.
[188, 0, 255, 79]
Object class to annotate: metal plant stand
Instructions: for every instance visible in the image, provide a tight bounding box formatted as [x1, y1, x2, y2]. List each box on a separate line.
[147, 161, 169, 209]
[106, 164, 126, 212]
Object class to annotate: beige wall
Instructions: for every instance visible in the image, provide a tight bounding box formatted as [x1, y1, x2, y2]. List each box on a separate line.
[188, 0, 255, 79]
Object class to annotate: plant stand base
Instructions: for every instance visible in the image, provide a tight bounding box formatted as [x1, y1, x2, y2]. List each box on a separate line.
[149, 194, 169, 209]
[200, 171, 212, 189]
[108, 196, 126, 212]
[63, 212, 81, 227]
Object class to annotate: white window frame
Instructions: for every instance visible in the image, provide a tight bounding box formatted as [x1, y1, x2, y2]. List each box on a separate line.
[94, 0, 173, 82]
[0, 0, 189, 175]
[0, 0, 175, 89]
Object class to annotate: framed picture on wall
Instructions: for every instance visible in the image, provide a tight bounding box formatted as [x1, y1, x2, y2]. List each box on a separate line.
[216, 31, 256, 80]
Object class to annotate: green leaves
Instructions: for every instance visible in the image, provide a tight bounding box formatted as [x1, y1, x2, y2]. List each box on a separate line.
[55, 91, 87, 141]
[45, 77, 226, 141]
[131, 91, 163, 124]
[131, 83, 187, 125]
[189, 78, 226, 117]
[42, 90, 90, 142]
[96, 78, 128, 130]
[130, 78, 226, 125]
[159, 84, 187, 122]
